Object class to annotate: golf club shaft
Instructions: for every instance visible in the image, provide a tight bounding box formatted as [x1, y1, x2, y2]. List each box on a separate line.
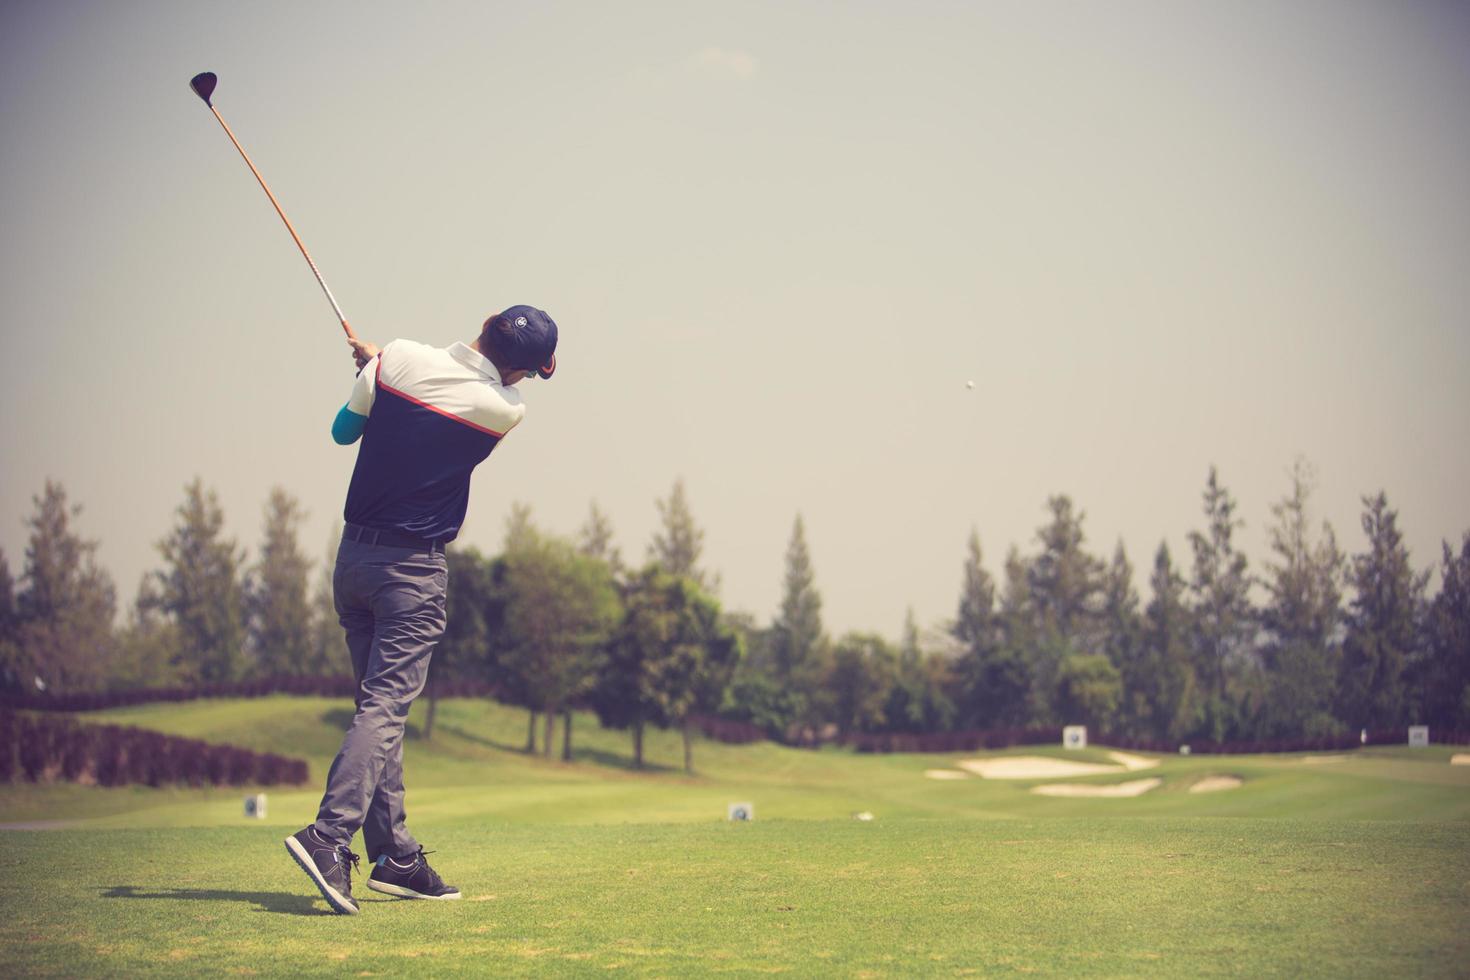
[205, 104, 357, 341]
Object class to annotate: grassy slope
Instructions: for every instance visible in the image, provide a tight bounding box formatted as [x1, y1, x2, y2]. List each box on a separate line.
[2, 698, 1468, 977]
[3, 696, 1467, 828]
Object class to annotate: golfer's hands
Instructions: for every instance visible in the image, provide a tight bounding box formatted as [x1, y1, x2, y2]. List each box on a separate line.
[348, 337, 380, 371]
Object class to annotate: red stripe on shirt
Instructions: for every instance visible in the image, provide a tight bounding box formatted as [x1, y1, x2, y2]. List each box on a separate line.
[377, 380, 507, 438]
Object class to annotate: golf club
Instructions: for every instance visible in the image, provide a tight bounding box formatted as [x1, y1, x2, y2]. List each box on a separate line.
[189, 71, 357, 342]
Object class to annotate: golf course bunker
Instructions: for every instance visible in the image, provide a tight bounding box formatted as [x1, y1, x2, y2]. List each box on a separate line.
[923, 769, 970, 780]
[956, 751, 1160, 780]
[1451, 754, 1470, 766]
[1031, 777, 1162, 798]
[1189, 775, 1244, 793]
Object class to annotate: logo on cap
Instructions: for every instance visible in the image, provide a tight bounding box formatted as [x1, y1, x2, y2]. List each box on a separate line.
[515, 316, 527, 328]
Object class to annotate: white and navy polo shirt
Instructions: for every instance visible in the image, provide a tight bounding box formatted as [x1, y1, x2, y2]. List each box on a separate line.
[342, 340, 525, 542]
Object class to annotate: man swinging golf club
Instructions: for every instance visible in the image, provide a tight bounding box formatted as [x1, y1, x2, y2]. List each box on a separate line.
[285, 308, 558, 915]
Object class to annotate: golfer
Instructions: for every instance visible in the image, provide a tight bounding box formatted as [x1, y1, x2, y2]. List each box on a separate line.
[285, 306, 558, 915]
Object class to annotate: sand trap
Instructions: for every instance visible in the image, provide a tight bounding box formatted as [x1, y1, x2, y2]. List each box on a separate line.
[1189, 775, 1243, 793]
[1451, 754, 1470, 766]
[924, 769, 970, 780]
[957, 757, 1122, 779]
[956, 751, 1159, 780]
[1032, 778, 1162, 798]
[1301, 755, 1348, 765]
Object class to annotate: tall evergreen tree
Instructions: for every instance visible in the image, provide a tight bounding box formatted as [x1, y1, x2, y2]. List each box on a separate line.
[1099, 543, 1143, 734]
[648, 478, 714, 590]
[246, 488, 313, 677]
[307, 525, 345, 677]
[1419, 532, 1470, 731]
[1258, 459, 1345, 738]
[1187, 467, 1254, 739]
[769, 514, 825, 706]
[579, 500, 623, 576]
[147, 479, 247, 684]
[952, 529, 1022, 730]
[503, 501, 538, 553]
[1337, 493, 1428, 730]
[1024, 496, 1103, 722]
[1134, 543, 1202, 741]
[1027, 496, 1104, 647]
[9, 481, 116, 692]
[954, 529, 1001, 661]
[0, 548, 17, 692]
[971, 545, 1037, 727]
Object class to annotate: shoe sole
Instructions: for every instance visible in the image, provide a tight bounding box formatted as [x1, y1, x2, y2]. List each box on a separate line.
[284, 835, 359, 915]
[367, 879, 461, 900]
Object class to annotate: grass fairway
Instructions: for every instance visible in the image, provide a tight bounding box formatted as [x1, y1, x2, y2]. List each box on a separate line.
[3, 698, 1469, 976]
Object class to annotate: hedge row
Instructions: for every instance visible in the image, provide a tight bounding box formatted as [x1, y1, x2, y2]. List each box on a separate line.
[2, 674, 499, 713]
[0, 711, 309, 787]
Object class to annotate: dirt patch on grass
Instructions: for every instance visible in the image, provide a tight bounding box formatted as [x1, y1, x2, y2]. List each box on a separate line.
[1189, 775, 1243, 793]
[1031, 778, 1162, 797]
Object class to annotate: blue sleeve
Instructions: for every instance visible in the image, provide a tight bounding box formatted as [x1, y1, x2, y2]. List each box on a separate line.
[332, 403, 367, 445]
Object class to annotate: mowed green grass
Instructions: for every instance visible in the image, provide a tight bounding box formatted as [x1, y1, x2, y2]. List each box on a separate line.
[2, 698, 1469, 977]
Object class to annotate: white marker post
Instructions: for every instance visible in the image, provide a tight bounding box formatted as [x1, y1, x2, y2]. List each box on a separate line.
[1408, 726, 1429, 748]
[244, 794, 268, 819]
[1063, 726, 1087, 750]
[727, 802, 754, 821]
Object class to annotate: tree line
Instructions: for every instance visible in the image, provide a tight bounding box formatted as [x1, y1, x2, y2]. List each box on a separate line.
[2, 461, 1468, 765]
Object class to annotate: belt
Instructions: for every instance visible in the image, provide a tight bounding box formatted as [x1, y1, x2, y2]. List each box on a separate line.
[343, 523, 445, 554]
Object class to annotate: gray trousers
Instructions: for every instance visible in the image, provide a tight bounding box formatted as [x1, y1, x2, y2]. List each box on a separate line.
[314, 535, 447, 861]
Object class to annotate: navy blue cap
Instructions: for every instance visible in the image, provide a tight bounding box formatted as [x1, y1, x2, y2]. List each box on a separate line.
[488, 305, 558, 379]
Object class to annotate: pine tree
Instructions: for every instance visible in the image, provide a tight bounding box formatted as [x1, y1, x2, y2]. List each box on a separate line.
[579, 500, 623, 576]
[148, 479, 247, 684]
[1024, 496, 1103, 722]
[1259, 459, 1345, 738]
[1419, 533, 1470, 731]
[307, 525, 345, 677]
[504, 502, 538, 553]
[0, 548, 18, 692]
[1134, 543, 1201, 741]
[1187, 467, 1254, 739]
[1337, 493, 1428, 730]
[11, 481, 116, 692]
[769, 514, 825, 705]
[1099, 543, 1143, 734]
[247, 488, 313, 677]
[954, 529, 1000, 659]
[648, 478, 715, 590]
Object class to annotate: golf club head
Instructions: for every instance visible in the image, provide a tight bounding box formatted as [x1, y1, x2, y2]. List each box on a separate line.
[189, 71, 217, 107]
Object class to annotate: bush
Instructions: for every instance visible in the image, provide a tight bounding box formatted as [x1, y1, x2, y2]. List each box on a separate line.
[0, 710, 309, 788]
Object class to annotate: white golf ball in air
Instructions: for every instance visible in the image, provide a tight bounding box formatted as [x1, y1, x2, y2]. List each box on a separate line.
[965, 380, 975, 390]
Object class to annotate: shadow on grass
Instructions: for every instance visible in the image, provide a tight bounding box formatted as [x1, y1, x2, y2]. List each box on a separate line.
[435, 722, 528, 755]
[321, 708, 421, 741]
[434, 722, 682, 774]
[102, 885, 325, 917]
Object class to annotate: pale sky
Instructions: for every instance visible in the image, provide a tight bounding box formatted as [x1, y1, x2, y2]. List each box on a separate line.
[2, 0, 1467, 640]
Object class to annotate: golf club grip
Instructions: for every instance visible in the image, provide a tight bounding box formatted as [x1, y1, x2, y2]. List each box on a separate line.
[207, 106, 358, 342]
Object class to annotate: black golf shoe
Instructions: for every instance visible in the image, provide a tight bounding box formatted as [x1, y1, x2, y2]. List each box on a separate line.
[367, 847, 461, 900]
[284, 826, 361, 915]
